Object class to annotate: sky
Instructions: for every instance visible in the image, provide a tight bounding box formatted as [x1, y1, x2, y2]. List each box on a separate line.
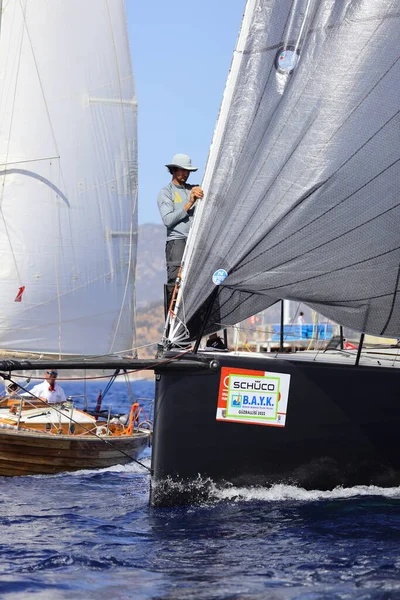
[126, 0, 246, 224]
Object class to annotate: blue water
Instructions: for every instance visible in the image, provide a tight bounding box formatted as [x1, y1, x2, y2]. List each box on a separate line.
[0, 380, 399, 599]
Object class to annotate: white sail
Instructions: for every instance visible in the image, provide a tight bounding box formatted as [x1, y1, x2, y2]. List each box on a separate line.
[0, 0, 137, 356]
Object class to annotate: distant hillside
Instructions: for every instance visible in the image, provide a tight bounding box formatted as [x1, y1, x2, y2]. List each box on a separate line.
[136, 223, 165, 308]
[135, 224, 165, 358]
[135, 301, 165, 359]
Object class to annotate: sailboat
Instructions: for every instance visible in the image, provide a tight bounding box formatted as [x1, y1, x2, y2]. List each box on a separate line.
[0, 0, 151, 475]
[150, 0, 400, 505]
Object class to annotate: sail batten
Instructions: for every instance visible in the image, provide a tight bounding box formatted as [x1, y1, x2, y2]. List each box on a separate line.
[169, 0, 400, 341]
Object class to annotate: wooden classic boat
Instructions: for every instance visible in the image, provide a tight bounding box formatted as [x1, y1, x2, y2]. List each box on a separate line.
[0, 429, 149, 477]
[0, 391, 151, 476]
[0, 1, 150, 477]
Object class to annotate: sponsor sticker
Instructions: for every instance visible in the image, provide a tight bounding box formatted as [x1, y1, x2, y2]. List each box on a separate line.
[212, 269, 228, 285]
[275, 46, 300, 74]
[216, 366, 290, 427]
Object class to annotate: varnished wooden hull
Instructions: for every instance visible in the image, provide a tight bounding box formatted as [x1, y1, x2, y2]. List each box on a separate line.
[0, 429, 150, 476]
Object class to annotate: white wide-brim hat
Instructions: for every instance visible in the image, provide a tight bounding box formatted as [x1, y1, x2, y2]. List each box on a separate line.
[165, 153, 198, 171]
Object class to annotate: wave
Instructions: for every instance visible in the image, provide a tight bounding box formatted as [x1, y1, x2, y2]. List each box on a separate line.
[151, 474, 400, 506]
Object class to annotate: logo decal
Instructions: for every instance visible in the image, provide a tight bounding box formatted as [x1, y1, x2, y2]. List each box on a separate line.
[231, 394, 242, 407]
[14, 286, 25, 302]
[275, 46, 300, 74]
[216, 366, 291, 427]
[174, 191, 183, 203]
[212, 269, 228, 285]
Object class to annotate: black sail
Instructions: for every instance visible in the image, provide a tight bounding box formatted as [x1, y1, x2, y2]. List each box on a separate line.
[169, 0, 400, 342]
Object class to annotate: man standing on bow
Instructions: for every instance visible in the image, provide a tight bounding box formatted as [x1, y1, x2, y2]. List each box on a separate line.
[157, 153, 204, 314]
[27, 370, 67, 404]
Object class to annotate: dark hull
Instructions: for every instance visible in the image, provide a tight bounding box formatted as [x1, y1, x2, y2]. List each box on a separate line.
[151, 353, 400, 506]
[0, 429, 150, 476]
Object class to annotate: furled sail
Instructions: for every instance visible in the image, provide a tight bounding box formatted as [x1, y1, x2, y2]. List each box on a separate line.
[0, 0, 137, 355]
[169, 0, 400, 342]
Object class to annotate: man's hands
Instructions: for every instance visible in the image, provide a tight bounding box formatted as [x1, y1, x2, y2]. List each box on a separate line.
[185, 186, 204, 212]
[190, 186, 204, 202]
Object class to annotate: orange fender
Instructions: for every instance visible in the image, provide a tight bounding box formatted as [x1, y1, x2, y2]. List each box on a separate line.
[123, 402, 141, 435]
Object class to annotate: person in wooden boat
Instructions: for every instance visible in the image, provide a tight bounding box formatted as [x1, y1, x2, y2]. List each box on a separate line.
[25, 370, 66, 404]
[157, 153, 203, 314]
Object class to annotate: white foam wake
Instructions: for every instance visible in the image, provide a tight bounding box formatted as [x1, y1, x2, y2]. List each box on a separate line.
[213, 483, 400, 502]
[36, 456, 152, 479]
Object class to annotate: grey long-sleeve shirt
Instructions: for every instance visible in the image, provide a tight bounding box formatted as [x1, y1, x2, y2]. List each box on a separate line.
[157, 182, 196, 241]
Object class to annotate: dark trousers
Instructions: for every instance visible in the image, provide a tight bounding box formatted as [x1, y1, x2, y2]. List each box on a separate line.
[165, 238, 186, 317]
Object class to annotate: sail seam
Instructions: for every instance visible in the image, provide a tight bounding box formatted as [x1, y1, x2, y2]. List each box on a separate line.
[238, 112, 400, 273]
[232, 36, 400, 272]
[239, 12, 400, 55]
[257, 242, 400, 293]
[380, 264, 400, 335]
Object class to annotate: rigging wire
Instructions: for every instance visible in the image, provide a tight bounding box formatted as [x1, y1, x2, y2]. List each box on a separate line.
[16, 0, 64, 177]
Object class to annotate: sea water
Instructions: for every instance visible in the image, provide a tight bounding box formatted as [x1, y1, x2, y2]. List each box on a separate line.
[0, 380, 399, 599]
